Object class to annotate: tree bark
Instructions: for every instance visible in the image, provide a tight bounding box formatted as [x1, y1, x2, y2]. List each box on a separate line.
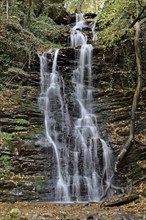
[76, 0, 84, 13]
[114, 21, 143, 173]
[129, 5, 146, 28]
[6, 0, 9, 19]
[27, 0, 32, 28]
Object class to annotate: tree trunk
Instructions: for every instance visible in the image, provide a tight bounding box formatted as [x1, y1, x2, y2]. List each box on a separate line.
[27, 0, 32, 28]
[76, 0, 84, 13]
[6, 0, 9, 19]
[114, 21, 143, 173]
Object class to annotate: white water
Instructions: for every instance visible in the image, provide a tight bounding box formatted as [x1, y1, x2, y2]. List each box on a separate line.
[38, 49, 70, 201]
[70, 13, 87, 47]
[70, 15, 114, 201]
[91, 21, 98, 41]
[38, 14, 115, 202]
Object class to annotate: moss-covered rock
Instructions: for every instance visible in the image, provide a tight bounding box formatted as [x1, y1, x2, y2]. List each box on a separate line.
[0, 17, 63, 72]
[29, 16, 68, 44]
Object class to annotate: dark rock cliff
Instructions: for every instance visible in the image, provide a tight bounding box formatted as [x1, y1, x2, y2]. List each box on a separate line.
[0, 18, 146, 202]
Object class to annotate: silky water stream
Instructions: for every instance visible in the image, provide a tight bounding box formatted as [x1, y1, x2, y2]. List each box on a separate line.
[38, 14, 115, 202]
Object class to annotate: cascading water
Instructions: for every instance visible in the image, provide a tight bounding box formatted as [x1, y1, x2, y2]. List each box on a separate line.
[70, 15, 114, 201]
[70, 13, 87, 47]
[38, 50, 70, 201]
[91, 21, 98, 41]
[38, 14, 115, 202]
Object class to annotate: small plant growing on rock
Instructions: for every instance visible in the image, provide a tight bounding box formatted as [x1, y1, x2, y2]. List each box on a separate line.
[1, 154, 10, 175]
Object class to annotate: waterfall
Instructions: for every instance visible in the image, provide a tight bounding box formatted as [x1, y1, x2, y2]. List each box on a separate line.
[91, 21, 98, 41]
[38, 14, 115, 202]
[70, 13, 87, 47]
[38, 50, 70, 201]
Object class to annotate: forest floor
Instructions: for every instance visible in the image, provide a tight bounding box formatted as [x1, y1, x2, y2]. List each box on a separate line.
[0, 183, 145, 220]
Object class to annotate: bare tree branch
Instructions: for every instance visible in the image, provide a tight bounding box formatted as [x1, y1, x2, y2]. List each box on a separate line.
[114, 21, 143, 173]
[129, 5, 146, 28]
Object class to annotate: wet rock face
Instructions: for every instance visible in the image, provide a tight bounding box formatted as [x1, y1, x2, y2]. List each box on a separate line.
[0, 43, 146, 201]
